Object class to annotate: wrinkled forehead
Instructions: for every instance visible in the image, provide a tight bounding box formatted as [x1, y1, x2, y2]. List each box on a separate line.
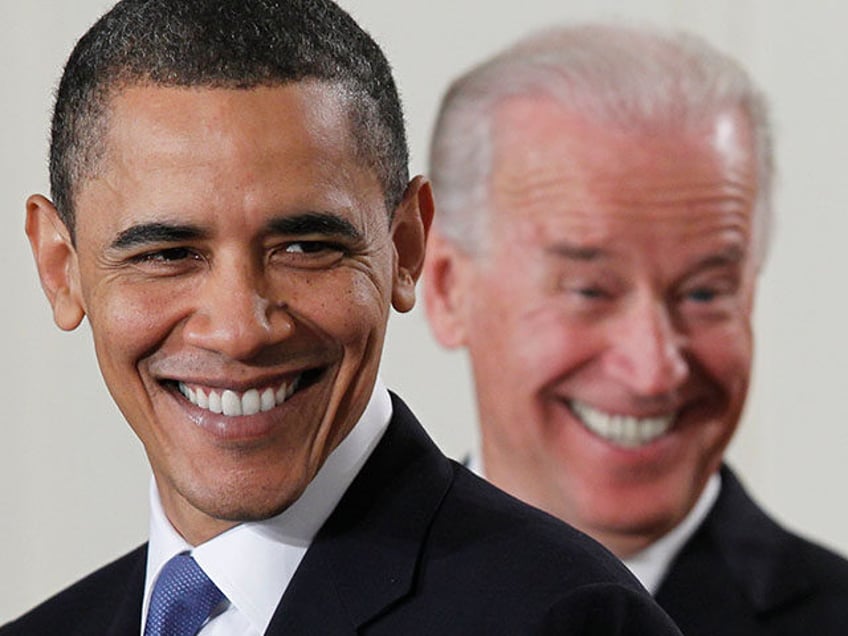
[484, 97, 758, 262]
[489, 97, 756, 206]
[492, 93, 755, 166]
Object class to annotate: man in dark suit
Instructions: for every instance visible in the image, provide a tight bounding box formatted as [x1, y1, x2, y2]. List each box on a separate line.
[1, 1, 682, 634]
[424, 23, 848, 635]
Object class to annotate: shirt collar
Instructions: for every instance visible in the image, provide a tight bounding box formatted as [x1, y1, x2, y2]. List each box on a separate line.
[144, 379, 393, 633]
[623, 472, 721, 594]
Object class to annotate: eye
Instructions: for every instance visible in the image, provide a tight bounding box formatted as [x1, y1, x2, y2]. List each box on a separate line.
[563, 282, 614, 303]
[679, 276, 738, 306]
[283, 241, 340, 255]
[684, 287, 718, 303]
[132, 247, 199, 263]
[573, 286, 609, 300]
[556, 273, 619, 305]
[269, 240, 347, 269]
[677, 274, 743, 323]
[121, 246, 205, 278]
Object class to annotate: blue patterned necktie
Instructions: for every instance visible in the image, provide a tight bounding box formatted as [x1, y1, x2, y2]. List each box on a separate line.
[144, 553, 226, 636]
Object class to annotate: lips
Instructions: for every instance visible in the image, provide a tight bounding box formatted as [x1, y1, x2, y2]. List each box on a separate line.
[177, 375, 300, 417]
[570, 400, 675, 448]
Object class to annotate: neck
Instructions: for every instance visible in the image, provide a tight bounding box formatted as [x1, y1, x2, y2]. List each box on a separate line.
[584, 527, 665, 559]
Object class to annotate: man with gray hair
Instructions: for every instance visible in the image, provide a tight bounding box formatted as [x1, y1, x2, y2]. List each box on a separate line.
[425, 23, 848, 634]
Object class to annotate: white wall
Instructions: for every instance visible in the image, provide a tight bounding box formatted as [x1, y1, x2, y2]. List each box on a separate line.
[3, 0, 847, 621]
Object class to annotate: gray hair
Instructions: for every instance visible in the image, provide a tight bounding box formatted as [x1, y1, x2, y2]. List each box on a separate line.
[429, 23, 774, 266]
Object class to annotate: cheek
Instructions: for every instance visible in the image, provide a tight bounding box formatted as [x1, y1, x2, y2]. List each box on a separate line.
[467, 295, 602, 404]
[525, 312, 602, 378]
[87, 283, 186, 374]
[295, 271, 390, 351]
[508, 302, 605, 387]
[691, 320, 753, 398]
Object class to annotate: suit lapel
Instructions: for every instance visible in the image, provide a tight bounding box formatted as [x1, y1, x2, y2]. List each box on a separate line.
[657, 466, 815, 632]
[105, 544, 147, 636]
[706, 466, 815, 610]
[266, 394, 454, 635]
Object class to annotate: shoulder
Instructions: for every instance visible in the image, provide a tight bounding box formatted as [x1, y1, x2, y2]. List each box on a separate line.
[354, 396, 681, 633]
[386, 394, 641, 589]
[755, 511, 848, 627]
[660, 467, 848, 634]
[0, 544, 147, 636]
[715, 466, 848, 596]
[395, 462, 682, 634]
[384, 395, 642, 591]
[435, 462, 643, 588]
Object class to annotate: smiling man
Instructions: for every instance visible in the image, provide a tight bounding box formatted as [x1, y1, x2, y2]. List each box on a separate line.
[0, 2, 685, 635]
[425, 24, 848, 635]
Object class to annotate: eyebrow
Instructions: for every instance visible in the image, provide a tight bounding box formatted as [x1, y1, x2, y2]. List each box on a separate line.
[109, 212, 363, 251]
[545, 241, 609, 261]
[110, 223, 206, 250]
[265, 212, 363, 241]
[691, 245, 747, 270]
[545, 241, 747, 270]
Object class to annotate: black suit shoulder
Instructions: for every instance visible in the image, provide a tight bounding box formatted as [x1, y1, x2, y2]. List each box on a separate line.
[412, 463, 682, 634]
[271, 394, 680, 635]
[436, 463, 647, 590]
[0, 544, 146, 636]
[657, 466, 848, 635]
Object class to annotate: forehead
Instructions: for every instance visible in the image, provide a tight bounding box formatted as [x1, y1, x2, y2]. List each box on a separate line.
[103, 81, 354, 164]
[74, 82, 384, 232]
[487, 95, 757, 249]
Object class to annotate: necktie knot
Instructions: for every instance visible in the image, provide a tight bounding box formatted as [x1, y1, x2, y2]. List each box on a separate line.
[145, 553, 226, 636]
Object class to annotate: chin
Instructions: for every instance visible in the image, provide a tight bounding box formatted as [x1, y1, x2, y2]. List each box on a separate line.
[205, 493, 301, 523]
[188, 473, 310, 523]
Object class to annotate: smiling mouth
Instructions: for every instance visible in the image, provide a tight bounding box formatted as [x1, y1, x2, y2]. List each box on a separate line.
[570, 400, 675, 448]
[173, 368, 321, 417]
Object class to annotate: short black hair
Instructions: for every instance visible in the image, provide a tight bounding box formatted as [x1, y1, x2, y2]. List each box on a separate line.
[50, 0, 409, 239]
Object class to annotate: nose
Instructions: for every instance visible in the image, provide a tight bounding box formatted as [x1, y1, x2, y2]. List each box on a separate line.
[182, 261, 294, 360]
[604, 296, 689, 397]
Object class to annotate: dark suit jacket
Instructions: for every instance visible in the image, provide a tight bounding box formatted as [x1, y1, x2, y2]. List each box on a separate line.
[656, 465, 848, 635]
[1, 394, 680, 635]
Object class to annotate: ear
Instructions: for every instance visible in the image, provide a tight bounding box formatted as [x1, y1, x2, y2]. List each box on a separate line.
[422, 227, 474, 349]
[25, 195, 86, 331]
[390, 176, 434, 313]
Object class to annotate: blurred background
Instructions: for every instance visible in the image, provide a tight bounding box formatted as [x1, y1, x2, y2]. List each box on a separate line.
[3, 0, 847, 621]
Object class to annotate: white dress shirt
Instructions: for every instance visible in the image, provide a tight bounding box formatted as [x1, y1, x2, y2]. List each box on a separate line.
[467, 448, 722, 595]
[141, 380, 393, 635]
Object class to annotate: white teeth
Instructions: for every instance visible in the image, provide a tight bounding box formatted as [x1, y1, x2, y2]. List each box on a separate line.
[276, 384, 288, 404]
[275, 376, 299, 404]
[222, 390, 241, 417]
[260, 388, 276, 412]
[571, 401, 674, 448]
[242, 389, 260, 416]
[208, 391, 223, 414]
[178, 376, 301, 417]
